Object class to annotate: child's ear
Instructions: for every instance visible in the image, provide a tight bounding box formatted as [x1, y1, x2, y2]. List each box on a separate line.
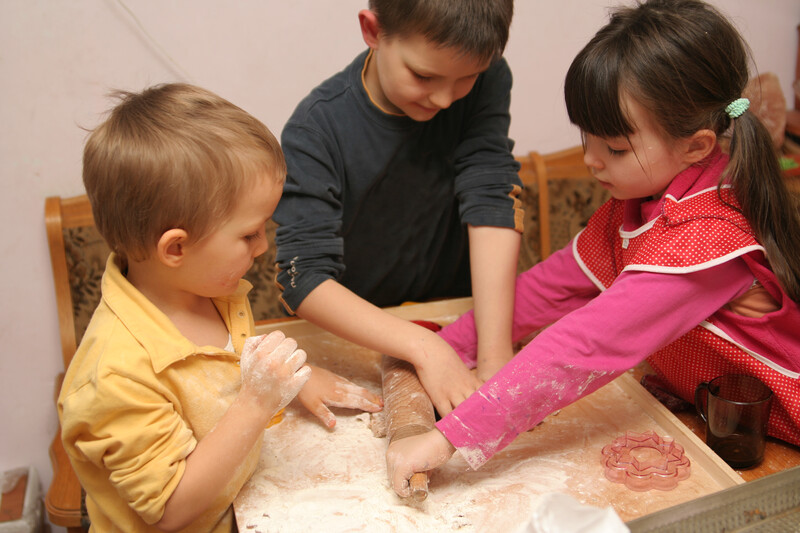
[358, 9, 382, 49]
[156, 228, 189, 267]
[683, 129, 717, 165]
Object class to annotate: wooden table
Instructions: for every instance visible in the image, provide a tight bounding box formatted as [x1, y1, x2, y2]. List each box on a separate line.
[235, 298, 796, 532]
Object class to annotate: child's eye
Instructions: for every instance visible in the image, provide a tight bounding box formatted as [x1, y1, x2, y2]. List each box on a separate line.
[607, 146, 627, 156]
[244, 232, 261, 242]
[412, 71, 432, 82]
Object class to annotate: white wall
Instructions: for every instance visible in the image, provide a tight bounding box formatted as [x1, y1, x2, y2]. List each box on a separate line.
[0, 1, 797, 528]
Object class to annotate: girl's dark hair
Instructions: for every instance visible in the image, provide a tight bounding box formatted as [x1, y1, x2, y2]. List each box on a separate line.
[564, 0, 800, 302]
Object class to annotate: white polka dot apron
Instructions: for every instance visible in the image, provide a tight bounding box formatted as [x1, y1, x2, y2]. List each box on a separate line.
[575, 188, 800, 446]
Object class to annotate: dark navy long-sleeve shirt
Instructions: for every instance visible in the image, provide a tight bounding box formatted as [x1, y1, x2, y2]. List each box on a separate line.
[274, 50, 522, 312]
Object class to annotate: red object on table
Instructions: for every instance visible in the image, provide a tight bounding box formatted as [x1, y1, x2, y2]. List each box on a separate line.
[412, 320, 442, 332]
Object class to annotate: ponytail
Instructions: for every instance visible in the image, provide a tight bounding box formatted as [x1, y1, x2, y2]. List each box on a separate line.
[726, 110, 800, 302]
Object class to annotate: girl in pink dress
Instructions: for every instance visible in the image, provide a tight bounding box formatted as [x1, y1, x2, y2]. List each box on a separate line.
[386, 0, 800, 497]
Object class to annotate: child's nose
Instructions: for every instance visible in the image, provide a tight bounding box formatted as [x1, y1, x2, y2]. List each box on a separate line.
[583, 140, 604, 171]
[429, 87, 455, 110]
[583, 150, 601, 170]
[253, 237, 269, 258]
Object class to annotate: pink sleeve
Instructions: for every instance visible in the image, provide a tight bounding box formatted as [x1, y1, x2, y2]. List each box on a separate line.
[436, 257, 754, 469]
[439, 245, 599, 368]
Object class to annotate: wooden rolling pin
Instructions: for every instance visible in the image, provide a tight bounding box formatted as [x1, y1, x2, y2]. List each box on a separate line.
[381, 354, 437, 502]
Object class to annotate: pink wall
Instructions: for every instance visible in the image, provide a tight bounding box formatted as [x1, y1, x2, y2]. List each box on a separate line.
[0, 1, 797, 529]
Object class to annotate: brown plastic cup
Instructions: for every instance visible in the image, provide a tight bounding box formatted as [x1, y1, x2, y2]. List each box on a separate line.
[695, 374, 773, 469]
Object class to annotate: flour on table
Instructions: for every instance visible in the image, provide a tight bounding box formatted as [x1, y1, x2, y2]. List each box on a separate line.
[365, 411, 387, 438]
[235, 320, 722, 531]
[235, 408, 566, 533]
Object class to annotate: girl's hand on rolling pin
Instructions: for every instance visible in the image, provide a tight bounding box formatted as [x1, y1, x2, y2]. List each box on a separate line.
[386, 429, 455, 498]
[297, 365, 383, 429]
[240, 331, 312, 418]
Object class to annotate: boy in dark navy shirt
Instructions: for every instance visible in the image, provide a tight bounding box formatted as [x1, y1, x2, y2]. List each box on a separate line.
[274, 0, 522, 415]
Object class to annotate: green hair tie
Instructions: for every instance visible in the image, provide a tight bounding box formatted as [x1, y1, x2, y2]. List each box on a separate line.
[725, 98, 749, 119]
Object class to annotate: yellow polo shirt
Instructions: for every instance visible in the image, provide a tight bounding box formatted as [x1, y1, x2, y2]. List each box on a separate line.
[59, 255, 260, 532]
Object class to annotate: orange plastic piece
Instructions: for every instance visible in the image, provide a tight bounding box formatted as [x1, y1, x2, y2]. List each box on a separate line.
[266, 408, 284, 428]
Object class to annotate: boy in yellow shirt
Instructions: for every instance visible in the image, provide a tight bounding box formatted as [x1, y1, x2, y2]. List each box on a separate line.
[58, 83, 381, 532]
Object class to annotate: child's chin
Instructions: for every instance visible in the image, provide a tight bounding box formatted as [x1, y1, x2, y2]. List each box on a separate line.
[212, 282, 241, 298]
[408, 108, 439, 122]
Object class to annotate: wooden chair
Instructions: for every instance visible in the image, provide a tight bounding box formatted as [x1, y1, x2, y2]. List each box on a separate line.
[45, 194, 96, 532]
[516, 145, 605, 265]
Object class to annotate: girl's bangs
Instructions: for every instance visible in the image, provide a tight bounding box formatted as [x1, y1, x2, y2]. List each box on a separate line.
[565, 47, 633, 139]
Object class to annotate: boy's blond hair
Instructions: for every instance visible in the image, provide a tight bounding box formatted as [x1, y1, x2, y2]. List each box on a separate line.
[83, 83, 285, 262]
[368, 0, 514, 62]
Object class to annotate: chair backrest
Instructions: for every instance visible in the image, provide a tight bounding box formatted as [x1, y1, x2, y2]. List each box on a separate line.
[44, 194, 98, 531]
[45, 195, 102, 370]
[516, 146, 607, 266]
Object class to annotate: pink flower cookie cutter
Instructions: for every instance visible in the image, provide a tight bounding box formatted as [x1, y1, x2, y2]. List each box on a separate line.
[601, 430, 691, 491]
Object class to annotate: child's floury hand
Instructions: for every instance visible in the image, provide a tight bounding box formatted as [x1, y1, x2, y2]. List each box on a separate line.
[386, 429, 455, 498]
[298, 365, 383, 429]
[240, 331, 311, 415]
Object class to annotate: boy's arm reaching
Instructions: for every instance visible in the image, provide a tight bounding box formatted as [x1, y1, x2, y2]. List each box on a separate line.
[468, 224, 520, 382]
[295, 279, 482, 416]
[448, 59, 522, 381]
[155, 332, 310, 531]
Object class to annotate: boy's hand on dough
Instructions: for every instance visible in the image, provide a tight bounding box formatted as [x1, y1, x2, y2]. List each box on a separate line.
[297, 365, 383, 429]
[415, 344, 481, 416]
[240, 331, 311, 414]
[386, 429, 455, 498]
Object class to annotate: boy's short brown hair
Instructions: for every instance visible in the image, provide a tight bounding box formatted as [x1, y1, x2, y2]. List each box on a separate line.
[83, 83, 285, 262]
[368, 0, 514, 62]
